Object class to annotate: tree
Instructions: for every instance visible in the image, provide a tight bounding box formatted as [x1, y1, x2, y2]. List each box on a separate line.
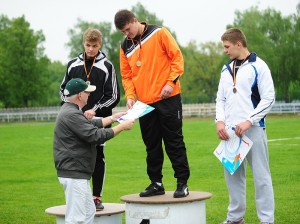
[230, 5, 300, 102]
[0, 15, 10, 107]
[45, 60, 66, 106]
[0, 15, 50, 107]
[181, 41, 223, 103]
[132, 3, 164, 25]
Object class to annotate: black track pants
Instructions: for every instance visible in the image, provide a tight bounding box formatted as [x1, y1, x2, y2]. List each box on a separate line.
[139, 94, 190, 184]
[92, 145, 105, 197]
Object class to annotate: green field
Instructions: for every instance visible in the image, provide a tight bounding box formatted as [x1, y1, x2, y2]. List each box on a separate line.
[0, 116, 299, 223]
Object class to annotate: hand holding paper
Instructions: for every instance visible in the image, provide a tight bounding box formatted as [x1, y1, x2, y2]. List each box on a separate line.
[117, 101, 154, 123]
[214, 124, 253, 175]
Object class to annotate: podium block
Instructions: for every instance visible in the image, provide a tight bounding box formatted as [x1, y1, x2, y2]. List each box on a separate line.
[45, 203, 125, 224]
[121, 191, 212, 224]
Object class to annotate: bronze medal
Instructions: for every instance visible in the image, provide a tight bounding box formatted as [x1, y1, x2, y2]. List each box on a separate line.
[233, 87, 237, 93]
[136, 61, 142, 67]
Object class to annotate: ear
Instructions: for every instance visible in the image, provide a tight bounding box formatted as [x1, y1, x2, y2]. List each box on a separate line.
[236, 41, 243, 48]
[77, 93, 82, 101]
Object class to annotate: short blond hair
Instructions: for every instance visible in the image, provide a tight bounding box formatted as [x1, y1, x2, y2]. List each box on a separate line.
[83, 28, 102, 45]
[221, 28, 247, 47]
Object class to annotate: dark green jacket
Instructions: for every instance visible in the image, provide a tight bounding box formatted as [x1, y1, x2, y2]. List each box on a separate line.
[53, 102, 114, 179]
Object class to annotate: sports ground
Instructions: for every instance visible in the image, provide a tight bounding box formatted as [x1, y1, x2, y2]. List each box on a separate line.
[0, 116, 299, 223]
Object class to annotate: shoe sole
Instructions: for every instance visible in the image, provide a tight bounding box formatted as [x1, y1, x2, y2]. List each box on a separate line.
[173, 192, 189, 198]
[96, 207, 104, 211]
[139, 191, 165, 197]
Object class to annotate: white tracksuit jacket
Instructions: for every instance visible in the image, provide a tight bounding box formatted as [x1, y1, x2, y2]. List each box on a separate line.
[215, 53, 275, 127]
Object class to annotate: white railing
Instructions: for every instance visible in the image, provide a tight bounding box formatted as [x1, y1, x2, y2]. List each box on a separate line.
[0, 102, 299, 122]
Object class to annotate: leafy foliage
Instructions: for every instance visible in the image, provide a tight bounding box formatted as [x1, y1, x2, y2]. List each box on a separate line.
[0, 3, 299, 108]
[0, 15, 51, 107]
[230, 6, 300, 102]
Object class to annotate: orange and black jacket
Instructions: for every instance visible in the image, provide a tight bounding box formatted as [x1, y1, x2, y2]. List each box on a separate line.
[119, 22, 184, 104]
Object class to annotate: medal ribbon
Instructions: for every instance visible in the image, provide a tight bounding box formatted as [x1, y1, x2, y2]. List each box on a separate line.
[130, 23, 147, 67]
[83, 53, 96, 80]
[232, 54, 250, 92]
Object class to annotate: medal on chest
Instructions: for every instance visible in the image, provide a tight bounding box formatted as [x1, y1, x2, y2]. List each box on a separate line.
[136, 61, 142, 67]
[232, 53, 250, 94]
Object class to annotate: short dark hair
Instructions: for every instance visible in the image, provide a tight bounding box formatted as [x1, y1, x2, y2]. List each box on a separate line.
[221, 28, 247, 47]
[114, 9, 136, 30]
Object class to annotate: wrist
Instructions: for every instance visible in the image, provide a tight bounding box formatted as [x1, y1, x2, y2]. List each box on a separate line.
[246, 118, 253, 125]
[110, 116, 114, 123]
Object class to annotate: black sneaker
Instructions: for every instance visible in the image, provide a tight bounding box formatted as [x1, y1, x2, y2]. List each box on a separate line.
[139, 182, 165, 197]
[173, 182, 189, 198]
[94, 197, 104, 211]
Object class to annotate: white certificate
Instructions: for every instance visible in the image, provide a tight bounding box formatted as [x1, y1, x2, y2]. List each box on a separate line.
[117, 101, 154, 123]
[213, 124, 253, 175]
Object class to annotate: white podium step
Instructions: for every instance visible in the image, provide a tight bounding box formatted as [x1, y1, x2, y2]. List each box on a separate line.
[120, 191, 212, 224]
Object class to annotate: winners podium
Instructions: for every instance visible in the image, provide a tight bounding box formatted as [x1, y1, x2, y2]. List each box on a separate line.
[45, 203, 125, 224]
[120, 191, 212, 224]
[46, 191, 212, 223]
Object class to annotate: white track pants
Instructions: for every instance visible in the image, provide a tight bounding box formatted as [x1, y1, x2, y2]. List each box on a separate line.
[59, 177, 96, 224]
[225, 126, 274, 223]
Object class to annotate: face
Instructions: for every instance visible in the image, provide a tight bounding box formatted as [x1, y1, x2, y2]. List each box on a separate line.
[84, 40, 101, 59]
[222, 40, 241, 59]
[78, 91, 90, 106]
[120, 19, 139, 39]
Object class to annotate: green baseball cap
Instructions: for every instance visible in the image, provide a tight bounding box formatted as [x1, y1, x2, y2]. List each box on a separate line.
[63, 78, 96, 96]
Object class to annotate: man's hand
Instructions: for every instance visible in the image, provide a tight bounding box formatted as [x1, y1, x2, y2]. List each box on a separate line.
[84, 109, 96, 120]
[112, 119, 135, 136]
[160, 84, 174, 99]
[111, 112, 128, 121]
[119, 119, 135, 130]
[235, 120, 252, 137]
[126, 99, 135, 110]
[216, 121, 229, 140]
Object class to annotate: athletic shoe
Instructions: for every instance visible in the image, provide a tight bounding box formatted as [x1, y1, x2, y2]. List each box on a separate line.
[173, 182, 189, 198]
[139, 182, 165, 197]
[94, 197, 104, 211]
[221, 218, 245, 224]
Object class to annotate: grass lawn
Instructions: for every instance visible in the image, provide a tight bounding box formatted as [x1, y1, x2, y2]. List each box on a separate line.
[0, 116, 299, 223]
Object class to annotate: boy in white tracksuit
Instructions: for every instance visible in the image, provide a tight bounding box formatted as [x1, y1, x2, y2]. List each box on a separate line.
[215, 28, 275, 224]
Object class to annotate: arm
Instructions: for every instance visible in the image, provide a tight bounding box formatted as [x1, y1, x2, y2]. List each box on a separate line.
[97, 112, 135, 136]
[236, 61, 275, 136]
[59, 61, 74, 104]
[90, 61, 120, 112]
[68, 110, 114, 145]
[111, 119, 135, 136]
[160, 27, 184, 89]
[247, 62, 275, 124]
[100, 112, 127, 127]
[215, 67, 228, 139]
[215, 67, 226, 124]
[120, 47, 136, 101]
